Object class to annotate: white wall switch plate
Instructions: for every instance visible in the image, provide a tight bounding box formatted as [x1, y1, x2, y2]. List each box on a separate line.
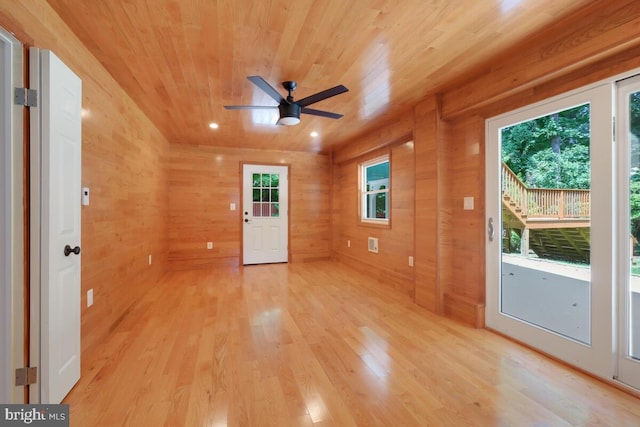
[463, 196, 474, 210]
[230, 203, 236, 211]
[148, 254, 152, 265]
[87, 289, 93, 307]
[409, 256, 414, 267]
[82, 187, 90, 206]
[207, 242, 213, 249]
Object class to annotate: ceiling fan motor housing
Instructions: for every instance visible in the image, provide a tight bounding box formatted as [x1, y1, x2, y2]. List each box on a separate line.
[278, 102, 301, 123]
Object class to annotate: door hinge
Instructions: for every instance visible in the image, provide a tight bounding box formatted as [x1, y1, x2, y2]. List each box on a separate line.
[15, 367, 38, 386]
[14, 87, 38, 107]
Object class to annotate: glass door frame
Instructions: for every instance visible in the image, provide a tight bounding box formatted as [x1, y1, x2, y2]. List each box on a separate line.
[616, 76, 640, 389]
[485, 82, 614, 380]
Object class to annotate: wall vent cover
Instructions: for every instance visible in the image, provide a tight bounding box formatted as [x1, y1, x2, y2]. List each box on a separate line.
[368, 237, 379, 253]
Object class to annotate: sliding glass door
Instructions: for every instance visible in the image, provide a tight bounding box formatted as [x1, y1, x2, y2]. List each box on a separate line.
[488, 76, 640, 389]
[485, 83, 614, 380]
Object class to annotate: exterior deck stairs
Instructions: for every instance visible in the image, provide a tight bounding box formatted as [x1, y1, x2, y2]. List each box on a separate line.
[501, 163, 590, 264]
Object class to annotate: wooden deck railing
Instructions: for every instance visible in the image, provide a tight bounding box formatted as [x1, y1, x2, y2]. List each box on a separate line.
[502, 163, 590, 219]
[502, 164, 528, 215]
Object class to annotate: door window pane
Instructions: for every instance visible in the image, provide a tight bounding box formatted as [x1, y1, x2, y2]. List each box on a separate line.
[500, 103, 591, 344]
[252, 172, 280, 217]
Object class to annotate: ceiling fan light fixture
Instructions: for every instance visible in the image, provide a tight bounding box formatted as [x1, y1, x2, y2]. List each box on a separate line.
[277, 116, 301, 126]
[277, 102, 301, 126]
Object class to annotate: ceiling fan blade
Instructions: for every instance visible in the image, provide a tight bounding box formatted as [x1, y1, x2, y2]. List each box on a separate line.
[297, 85, 348, 107]
[224, 105, 278, 110]
[301, 107, 343, 119]
[247, 76, 286, 104]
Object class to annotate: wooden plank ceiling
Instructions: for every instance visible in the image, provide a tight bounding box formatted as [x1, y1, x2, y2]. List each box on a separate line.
[46, 0, 592, 153]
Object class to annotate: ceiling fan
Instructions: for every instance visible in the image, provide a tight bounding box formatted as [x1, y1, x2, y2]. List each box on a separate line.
[224, 76, 348, 125]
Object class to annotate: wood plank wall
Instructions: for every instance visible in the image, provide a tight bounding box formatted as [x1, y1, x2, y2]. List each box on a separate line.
[0, 1, 170, 353]
[333, 0, 640, 327]
[413, 97, 452, 314]
[168, 144, 331, 269]
[443, 115, 485, 326]
[331, 114, 415, 295]
[412, 99, 438, 312]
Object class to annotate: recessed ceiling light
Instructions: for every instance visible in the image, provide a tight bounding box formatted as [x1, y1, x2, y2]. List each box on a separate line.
[310, 131, 319, 137]
[209, 122, 219, 129]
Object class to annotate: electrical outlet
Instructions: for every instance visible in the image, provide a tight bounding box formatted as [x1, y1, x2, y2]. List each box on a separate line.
[148, 254, 152, 265]
[207, 242, 213, 249]
[409, 256, 414, 267]
[87, 289, 93, 307]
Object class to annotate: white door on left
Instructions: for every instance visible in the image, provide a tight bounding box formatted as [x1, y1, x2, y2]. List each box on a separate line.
[39, 50, 82, 404]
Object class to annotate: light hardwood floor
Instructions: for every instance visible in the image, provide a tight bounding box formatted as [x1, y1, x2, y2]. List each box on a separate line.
[64, 261, 640, 426]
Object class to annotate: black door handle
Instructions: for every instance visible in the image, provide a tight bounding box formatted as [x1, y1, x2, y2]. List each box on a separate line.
[244, 218, 249, 223]
[64, 245, 81, 256]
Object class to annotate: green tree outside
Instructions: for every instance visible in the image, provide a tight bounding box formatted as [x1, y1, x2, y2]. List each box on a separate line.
[501, 100, 640, 245]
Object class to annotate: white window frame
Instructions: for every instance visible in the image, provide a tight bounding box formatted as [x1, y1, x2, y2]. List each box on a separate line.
[360, 155, 390, 225]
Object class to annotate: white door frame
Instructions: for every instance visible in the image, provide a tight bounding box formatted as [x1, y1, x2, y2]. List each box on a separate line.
[29, 46, 42, 404]
[1, 26, 25, 404]
[485, 81, 614, 380]
[616, 75, 640, 389]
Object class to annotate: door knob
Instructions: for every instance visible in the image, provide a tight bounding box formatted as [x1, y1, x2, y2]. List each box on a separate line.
[64, 245, 81, 256]
[244, 218, 250, 223]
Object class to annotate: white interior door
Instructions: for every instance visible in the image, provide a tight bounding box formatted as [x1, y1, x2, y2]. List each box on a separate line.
[485, 82, 614, 380]
[242, 164, 289, 265]
[0, 26, 25, 404]
[616, 76, 640, 389]
[39, 49, 82, 403]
